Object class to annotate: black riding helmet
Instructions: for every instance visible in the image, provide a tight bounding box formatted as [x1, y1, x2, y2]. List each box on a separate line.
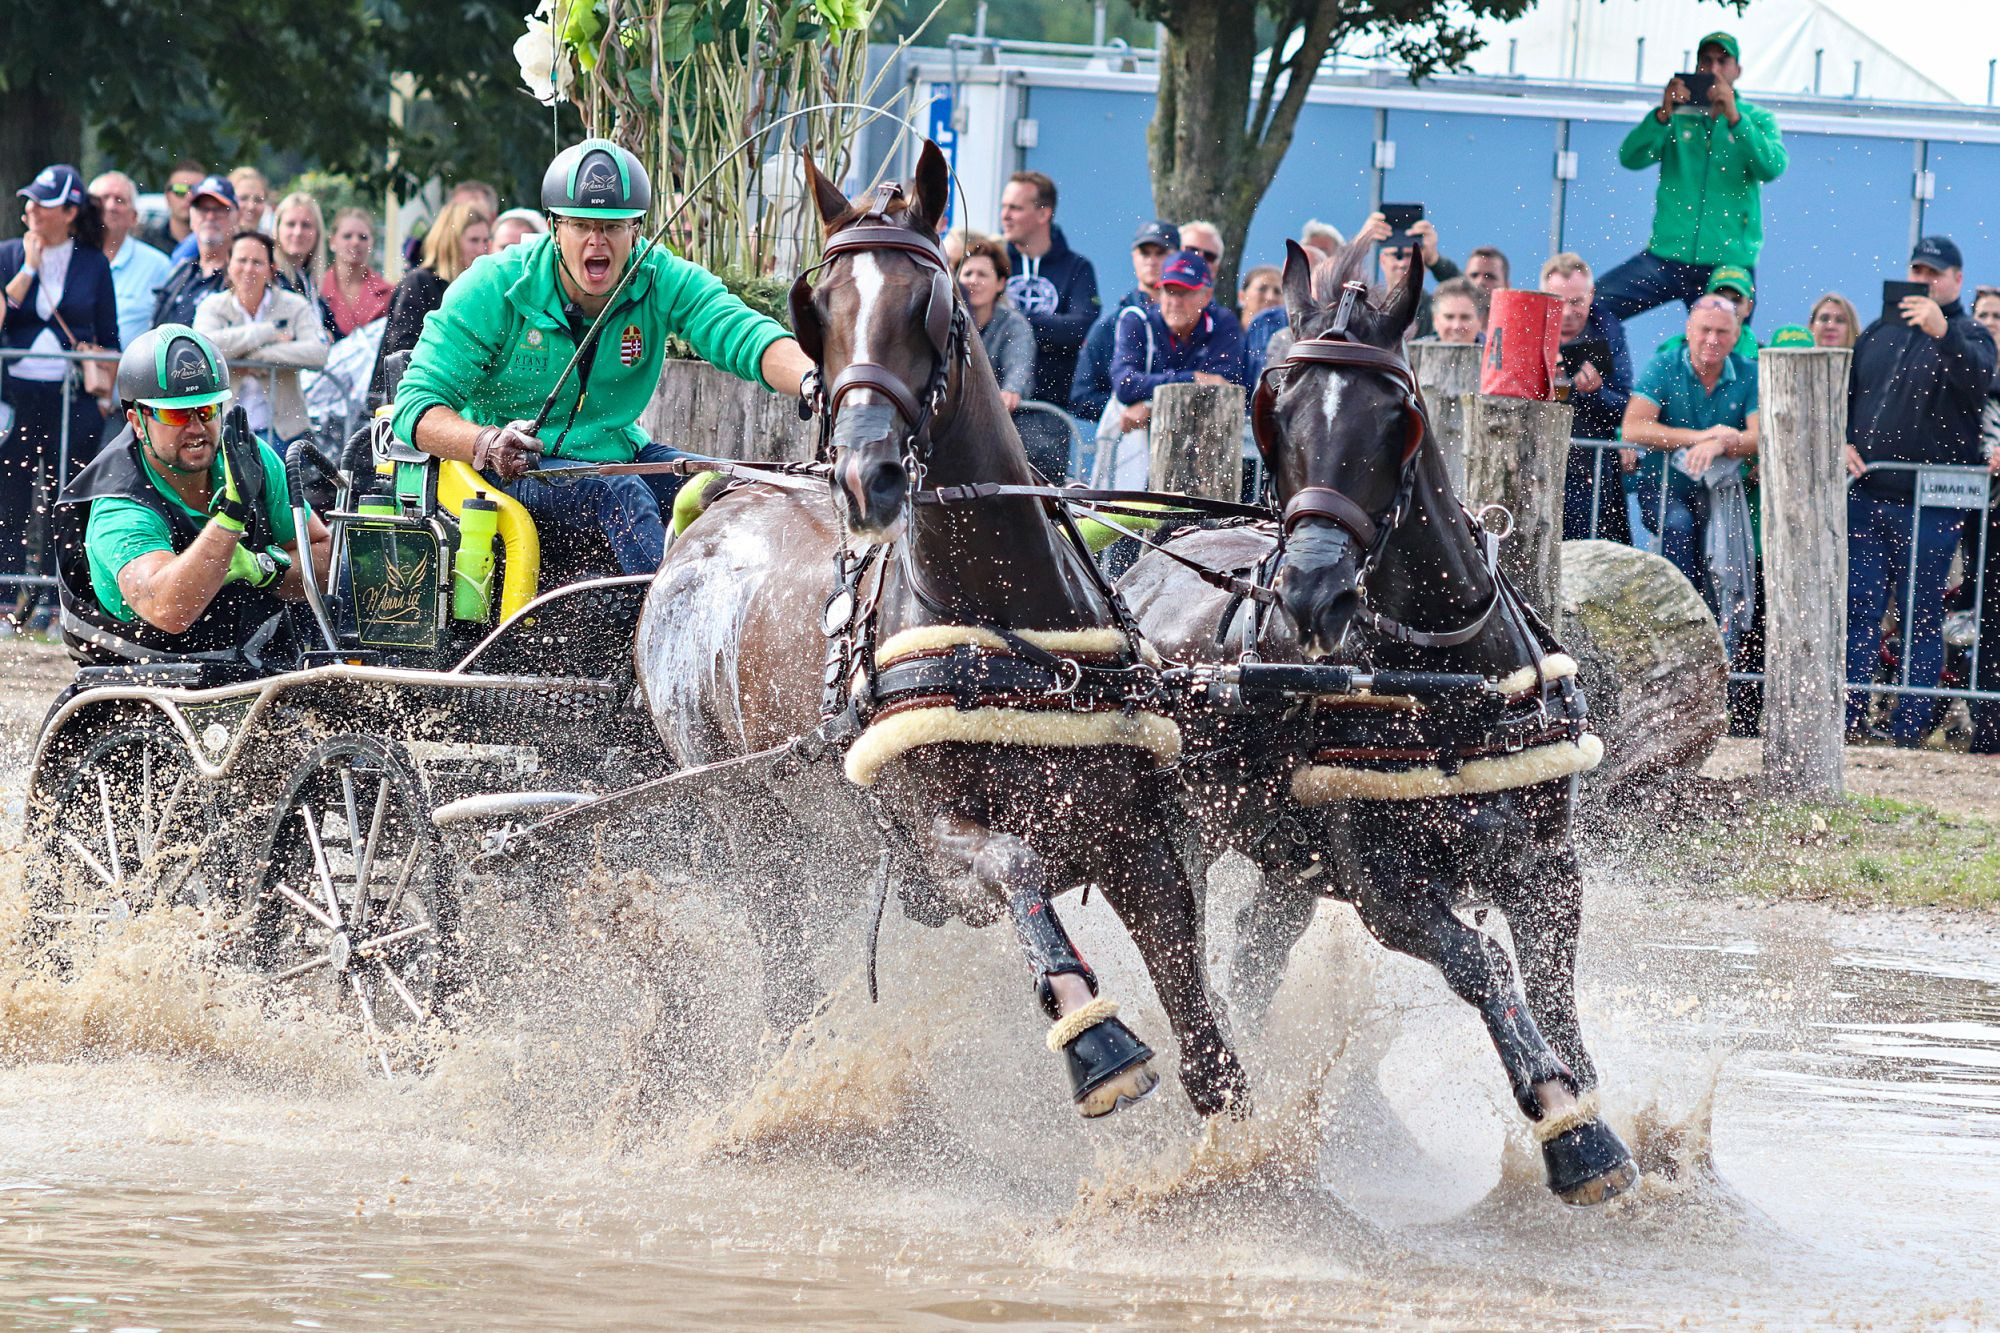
[541, 139, 650, 220]
[116, 323, 231, 412]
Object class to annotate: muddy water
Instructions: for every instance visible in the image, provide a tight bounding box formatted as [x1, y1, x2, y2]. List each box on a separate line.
[2, 649, 1997, 1332]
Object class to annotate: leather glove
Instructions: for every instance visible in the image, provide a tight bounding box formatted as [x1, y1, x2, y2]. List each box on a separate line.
[210, 406, 258, 533]
[472, 420, 544, 482]
[226, 542, 291, 590]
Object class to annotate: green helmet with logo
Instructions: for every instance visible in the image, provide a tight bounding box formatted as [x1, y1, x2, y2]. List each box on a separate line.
[541, 138, 651, 220]
[116, 323, 231, 411]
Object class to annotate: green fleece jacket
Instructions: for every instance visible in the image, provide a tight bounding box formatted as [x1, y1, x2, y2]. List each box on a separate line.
[391, 234, 788, 462]
[1619, 100, 1787, 269]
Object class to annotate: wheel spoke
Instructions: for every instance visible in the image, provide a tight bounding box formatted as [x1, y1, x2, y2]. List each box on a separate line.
[351, 775, 391, 932]
[59, 831, 120, 892]
[348, 975, 394, 1078]
[379, 961, 427, 1022]
[138, 743, 156, 863]
[355, 920, 433, 956]
[271, 879, 339, 931]
[96, 772, 125, 886]
[273, 952, 335, 982]
[299, 804, 344, 928]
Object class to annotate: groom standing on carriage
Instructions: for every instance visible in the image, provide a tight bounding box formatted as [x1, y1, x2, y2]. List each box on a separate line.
[389, 138, 817, 574]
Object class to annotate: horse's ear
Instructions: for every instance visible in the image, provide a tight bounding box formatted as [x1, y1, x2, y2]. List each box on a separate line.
[1281, 240, 1315, 338]
[912, 140, 951, 233]
[1384, 257, 1424, 342]
[789, 273, 824, 364]
[802, 151, 851, 232]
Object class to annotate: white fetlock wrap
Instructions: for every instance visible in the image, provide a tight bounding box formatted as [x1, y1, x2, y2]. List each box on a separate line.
[1531, 1088, 1603, 1143]
[1045, 996, 1121, 1052]
[1290, 732, 1603, 805]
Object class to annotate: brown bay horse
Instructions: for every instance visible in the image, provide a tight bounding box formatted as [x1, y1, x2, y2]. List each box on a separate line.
[1121, 239, 1636, 1202]
[634, 143, 1246, 1120]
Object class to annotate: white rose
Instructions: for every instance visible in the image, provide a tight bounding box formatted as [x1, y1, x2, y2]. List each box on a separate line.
[514, 15, 558, 106]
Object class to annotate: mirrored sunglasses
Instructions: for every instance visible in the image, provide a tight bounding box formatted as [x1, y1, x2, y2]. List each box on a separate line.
[147, 403, 220, 427]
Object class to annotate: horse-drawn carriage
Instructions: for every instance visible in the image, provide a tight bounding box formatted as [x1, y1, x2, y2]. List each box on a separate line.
[16, 141, 1637, 1206]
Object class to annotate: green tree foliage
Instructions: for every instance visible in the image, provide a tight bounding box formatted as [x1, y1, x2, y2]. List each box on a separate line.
[0, 0, 573, 208]
[873, 0, 1155, 44]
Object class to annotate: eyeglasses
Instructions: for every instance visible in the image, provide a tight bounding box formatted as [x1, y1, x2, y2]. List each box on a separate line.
[1193, 248, 1221, 263]
[145, 403, 220, 427]
[558, 217, 638, 237]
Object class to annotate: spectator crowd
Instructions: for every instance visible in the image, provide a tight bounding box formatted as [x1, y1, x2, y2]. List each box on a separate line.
[6, 24, 2000, 751]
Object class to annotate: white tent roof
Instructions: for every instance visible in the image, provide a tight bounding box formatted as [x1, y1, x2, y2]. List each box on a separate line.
[1400, 0, 2000, 107]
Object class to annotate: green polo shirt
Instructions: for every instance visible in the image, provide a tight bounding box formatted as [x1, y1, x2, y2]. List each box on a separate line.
[1631, 345, 1758, 501]
[84, 440, 299, 621]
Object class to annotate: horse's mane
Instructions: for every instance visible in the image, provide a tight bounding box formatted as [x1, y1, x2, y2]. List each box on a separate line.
[1303, 232, 1416, 340]
[819, 180, 930, 237]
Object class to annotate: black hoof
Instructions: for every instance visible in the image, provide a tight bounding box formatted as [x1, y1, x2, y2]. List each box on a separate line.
[1541, 1117, 1639, 1206]
[1064, 1016, 1157, 1118]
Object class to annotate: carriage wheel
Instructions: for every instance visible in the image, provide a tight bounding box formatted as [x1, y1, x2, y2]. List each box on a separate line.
[23, 723, 233, 955]
[253, 735, 452, 1074]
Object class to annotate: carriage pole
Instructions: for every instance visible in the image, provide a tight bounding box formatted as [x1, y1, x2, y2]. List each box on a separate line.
[1150, 382, 1247, 501]
[1464, 394, 1573, 619]
[1408, 341, 1479, 494]
[1757, 347, 1850, 799]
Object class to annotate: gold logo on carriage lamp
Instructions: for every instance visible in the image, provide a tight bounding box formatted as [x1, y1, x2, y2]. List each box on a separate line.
[620, 324, 643, 366]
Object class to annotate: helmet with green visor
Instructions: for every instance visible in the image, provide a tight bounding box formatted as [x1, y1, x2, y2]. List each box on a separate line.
[542, 139, 651, 220]
[117, 323, 232, 414]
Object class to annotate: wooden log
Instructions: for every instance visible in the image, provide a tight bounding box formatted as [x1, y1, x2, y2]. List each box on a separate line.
[641, 359, 815, 463]
[1559, 538, 1729, 793]
[1463, 394, 1572, 619]
[1758, 347, 1851, 799]
[1150, 381, 1245, 501]
[1408, 340, 1479, 493]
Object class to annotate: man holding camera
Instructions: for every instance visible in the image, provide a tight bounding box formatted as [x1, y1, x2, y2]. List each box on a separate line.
[1596, 32, 1787, 324]
[1843, 236, 1997, 746]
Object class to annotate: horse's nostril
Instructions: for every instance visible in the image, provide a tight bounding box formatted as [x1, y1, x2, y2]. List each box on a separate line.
[864, 460, 908, 511]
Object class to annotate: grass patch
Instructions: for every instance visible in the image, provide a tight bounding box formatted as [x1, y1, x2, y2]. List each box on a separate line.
[1639, 790, 2000, 910]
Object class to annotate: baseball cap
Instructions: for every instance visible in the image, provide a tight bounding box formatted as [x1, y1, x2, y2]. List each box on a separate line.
[190, 175, 238, 209]
[1705, 265, 1755, 300]
[1132, 220, 1180, 251]
[1911, 235, 1964, 271]
[17, 164, 85, 209]
[1159, 250, 1214, 290]
[1698, 31, 1740, 62]
[1769, 324, 1814, 348]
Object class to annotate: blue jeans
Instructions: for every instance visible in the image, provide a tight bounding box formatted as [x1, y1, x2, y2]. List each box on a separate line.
[1846, 490, 1964, 741]
[502, 442, 691, 575]
[1634, 475, 1707, 593]
[1563, 440, 1631, 544]
[1595, 252, 1753, 324]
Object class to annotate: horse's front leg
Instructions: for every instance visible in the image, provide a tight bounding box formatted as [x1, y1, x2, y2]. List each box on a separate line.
[1102, 825, 1252, 1118]
[923, 811, 1161, 1118]
[1492, 840, 1598, 1092]
[1350, 838, 1635, 1206]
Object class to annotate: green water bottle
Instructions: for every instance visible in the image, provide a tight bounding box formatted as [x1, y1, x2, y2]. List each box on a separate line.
[453, 493, 499, 622]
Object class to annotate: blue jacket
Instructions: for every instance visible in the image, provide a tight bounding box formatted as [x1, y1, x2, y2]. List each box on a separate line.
[1112, 301, 1246, 405]
[1070, 286, 1149, 422]
[1565, 298, 1634, 441]
[1004, 225, 1099, 410]
[1849, 295, 1998, 502]
[0, 239, 121, 369]
[1244, 305, 1290, 383]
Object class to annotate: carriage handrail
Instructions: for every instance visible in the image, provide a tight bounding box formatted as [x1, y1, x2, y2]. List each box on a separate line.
[1169, 661, 1500, 699]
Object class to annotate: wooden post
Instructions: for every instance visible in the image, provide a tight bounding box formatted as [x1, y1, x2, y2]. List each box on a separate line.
[1463, 395, 1572, 619]
[1150, 382, 1245, 501]
[1758, 347, 1850, 799]
[643, 360, 816, 462]
[1408, 341, 1479, 494]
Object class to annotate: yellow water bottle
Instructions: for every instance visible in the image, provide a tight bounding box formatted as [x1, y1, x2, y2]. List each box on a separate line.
[453, 493, 499, 622]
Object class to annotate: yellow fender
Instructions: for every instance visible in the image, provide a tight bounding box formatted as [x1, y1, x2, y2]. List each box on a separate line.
[437, 460, 540, 620]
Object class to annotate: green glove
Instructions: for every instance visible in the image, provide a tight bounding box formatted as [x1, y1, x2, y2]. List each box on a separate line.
[209, 406, 257, 533]
[226, 543, 291, 590]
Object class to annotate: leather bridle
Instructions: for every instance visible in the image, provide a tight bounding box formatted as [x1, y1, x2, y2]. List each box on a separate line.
[789, 189, 968, 476]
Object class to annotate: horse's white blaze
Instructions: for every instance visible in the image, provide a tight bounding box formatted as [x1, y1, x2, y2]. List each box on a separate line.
[846, 253, 886, 405]
[1318, 373, 1344, 433]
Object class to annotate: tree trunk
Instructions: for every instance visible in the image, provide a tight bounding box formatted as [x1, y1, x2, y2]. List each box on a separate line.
[0, 89, 81, 241]
[1407, 340, 1479, 494]
[1560, 539, 1729, 795]
[1463, 394, 1571, 620]
[1758, 348, 1851, 799]
[1150, 382, 1245, 501]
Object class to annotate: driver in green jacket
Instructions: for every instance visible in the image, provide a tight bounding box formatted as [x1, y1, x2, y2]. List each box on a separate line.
[390, 138, 816, 573]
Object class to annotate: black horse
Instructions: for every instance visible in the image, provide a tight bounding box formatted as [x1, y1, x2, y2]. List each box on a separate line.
[1123, 238, 1636, 1204]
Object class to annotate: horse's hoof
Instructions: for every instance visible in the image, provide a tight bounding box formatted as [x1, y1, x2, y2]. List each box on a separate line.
[1078, 1058, 1160, 1118]
[1048, 1000, 1156, 1118]
[1541, 1116, 1639, 1206]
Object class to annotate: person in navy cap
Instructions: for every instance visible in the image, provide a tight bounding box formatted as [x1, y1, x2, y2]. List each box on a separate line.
[151, 175, 239, 328]
[1, 163, 120, 590]
[1101, 248, 1244, 488]
[1844, 233, 1998, 745]
[1070, 218, 1179, 429]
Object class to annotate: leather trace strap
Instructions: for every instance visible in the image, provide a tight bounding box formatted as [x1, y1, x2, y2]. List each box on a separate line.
[915, 481, 1271, 523]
